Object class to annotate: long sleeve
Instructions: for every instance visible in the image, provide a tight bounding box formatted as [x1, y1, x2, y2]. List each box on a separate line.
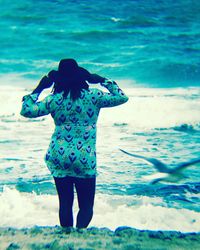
[20, 93, 54, 118]
[96, 79, 129, 108]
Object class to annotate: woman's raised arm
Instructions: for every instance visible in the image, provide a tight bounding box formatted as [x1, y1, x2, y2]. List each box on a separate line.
[96, 79, 129, 108]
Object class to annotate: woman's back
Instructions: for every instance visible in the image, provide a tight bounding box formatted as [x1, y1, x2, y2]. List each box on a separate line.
[21, 75, 128, 178]
[47, 88, 101, 178]
[51, 88, 101, 127]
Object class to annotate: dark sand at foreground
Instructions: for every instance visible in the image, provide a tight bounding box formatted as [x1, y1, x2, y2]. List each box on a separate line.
[0, 226, 200, 250]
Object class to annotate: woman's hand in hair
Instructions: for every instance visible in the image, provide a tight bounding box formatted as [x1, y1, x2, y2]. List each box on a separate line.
[48, 70, 58, 82]
[88, 74, 106, 84]
[32, 76, 54, 94]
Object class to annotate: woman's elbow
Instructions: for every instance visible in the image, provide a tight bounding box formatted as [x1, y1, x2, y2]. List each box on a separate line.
[115, 95, 129, 106]
[124, 95, 129, 103]
[20, 110, 29, 118]
[121, 94, 129, 104]
[20, 108, 33, 118]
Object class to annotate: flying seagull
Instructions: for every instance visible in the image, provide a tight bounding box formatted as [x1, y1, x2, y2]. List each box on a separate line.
[120, 149, 200, 184]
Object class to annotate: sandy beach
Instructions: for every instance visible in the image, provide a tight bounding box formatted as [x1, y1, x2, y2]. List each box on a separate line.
[1, 226, 199, 250]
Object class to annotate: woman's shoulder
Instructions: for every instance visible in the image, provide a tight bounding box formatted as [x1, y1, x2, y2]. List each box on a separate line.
[46, 92, 65, 104]
[86, 87, 104, 96]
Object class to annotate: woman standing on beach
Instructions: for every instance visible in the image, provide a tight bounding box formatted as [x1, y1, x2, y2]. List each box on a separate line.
[20, 59, 128, 228]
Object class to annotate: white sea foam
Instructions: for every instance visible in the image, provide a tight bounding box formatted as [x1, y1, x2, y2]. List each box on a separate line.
[0, 83, 199, 232]
[0, 74, 34, 87]
[99, 86, 200, 129]
[0, 187, 199, 232]
[1, 84, 199, 130]
[93, 195, 200, 232]
[0, 187, 57, 228]
[110, 17, 122, 22]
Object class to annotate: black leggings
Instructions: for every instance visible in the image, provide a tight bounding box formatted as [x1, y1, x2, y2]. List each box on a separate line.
[54, 176, 96, 228]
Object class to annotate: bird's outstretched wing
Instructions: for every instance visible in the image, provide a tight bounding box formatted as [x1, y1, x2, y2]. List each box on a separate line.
[173, 158, 200, 173]
[150, 178, 164, 185]
[119, 149, 169, 173]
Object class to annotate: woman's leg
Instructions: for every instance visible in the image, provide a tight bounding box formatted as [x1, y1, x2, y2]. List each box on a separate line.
[54, 176, 74, 227]
[74, 177, 96, 228]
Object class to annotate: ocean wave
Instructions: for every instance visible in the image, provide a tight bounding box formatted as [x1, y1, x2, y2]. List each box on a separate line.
[0, 188, 199, 232]
[0, 157, 25, 161]
[69, 29, 139, 40]
[172, 124, 200, 133]
[82, 61, 124, 69]
[154, 123, 200, 133]
[115, 16, 158, 28]
[0, 139, 23, 144]
[1, 84, 199, 130]
[98, 182, 200, 213]
[0, 113, 15, 118]
[130, 60, 200, 87]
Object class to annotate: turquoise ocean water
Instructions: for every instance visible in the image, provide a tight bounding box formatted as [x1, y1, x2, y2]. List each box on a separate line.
[0, 0, 200, 231]
[1, 0, 200, 86]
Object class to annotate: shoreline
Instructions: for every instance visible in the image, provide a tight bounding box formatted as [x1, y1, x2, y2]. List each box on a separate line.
[1, 226, 200, 250]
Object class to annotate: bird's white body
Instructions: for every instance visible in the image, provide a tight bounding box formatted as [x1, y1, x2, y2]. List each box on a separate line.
[143, 172, 183, 184]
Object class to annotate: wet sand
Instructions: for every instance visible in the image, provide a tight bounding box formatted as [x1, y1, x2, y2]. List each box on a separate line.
[1, 226, 199, 250]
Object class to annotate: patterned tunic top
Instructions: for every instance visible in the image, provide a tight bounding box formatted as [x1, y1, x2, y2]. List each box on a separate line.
[20, 80, 128, 178]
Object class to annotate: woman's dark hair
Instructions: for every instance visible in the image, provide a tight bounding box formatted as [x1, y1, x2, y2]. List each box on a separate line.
[48, 59, 90, 101]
